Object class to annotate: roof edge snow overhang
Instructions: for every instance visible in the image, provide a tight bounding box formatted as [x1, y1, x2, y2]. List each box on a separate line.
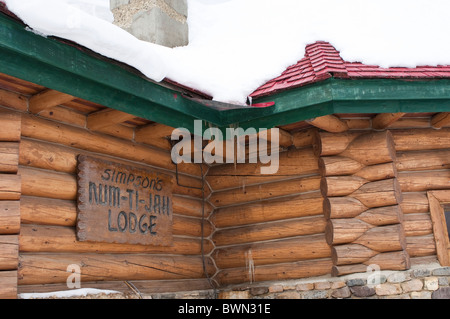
[2, 11, 450, 132]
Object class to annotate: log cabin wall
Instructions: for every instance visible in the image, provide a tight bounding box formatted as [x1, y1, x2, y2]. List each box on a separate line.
[0, 112, 21, 299]
[0, 83, 217, 298]
[207, 129, 333, 286]
[316, 130, 410, 276]
[208, 117, 448, 288]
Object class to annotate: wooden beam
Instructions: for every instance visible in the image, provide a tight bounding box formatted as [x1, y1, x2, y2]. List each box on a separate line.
[134, 122, 176, 150]
[135, 122, 176, 140]
[306, 115, 349, 133]
[29, 89, 74, 114]
[258, 128, 293, 149]
[427, 191, 450, 266]
[372, 112, 406, 129]
[87, 108, 136, 131]
[431, 112, 450, 129]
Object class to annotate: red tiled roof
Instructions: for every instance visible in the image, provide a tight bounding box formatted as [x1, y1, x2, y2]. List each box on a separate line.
[250, 41, 450, 99]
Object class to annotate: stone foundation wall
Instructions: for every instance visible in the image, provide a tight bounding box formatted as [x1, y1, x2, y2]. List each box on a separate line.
[219, 264, 450, 299]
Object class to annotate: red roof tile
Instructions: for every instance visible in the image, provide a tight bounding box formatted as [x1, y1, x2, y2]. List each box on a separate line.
[250, 41, 450, 99]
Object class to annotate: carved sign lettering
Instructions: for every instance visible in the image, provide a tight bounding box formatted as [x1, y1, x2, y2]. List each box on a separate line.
[76, 155, 173, 246]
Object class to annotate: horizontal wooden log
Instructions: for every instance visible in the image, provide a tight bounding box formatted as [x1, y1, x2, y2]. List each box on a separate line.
[0, 174, 21, 200]
[0, 87, 27, 111]
[332, 244, 378, 266]
[392, 128, 450, 151]
[134, 122, 175, 151]
[21, 206, 213, 240]
[326, 219, 373, 245]
[356, 205, 403, 226]
[19, 138, 78, 174]
[347, 163, 397, 182]
[20, 196, 77, 227]
[406, 235, 437, 257]
[0, 201, 20, 234]
[37, 104, 87, 128]
[0, 271, 17, 299]
[207, 147, 318, 177]
[339, 130, 396, 165]
[292, 128, 317, 149]
[324, 199, 402, 225]
[403, 213, 433, 237]
[172, 195, 213, 218]
[212, 216, 326, 247]
[20, 114, 201, 177]
[398, 171, 450, 192]
[327, 221, 406, 252]
[20, 195, 209, 228]
[331, 250, 410, 276]
[306, 115, 349, 132]
[20, 138, 206, 196]
[372, 112, 406, 129]
[351, 178, 402, 208]
[211, 191, 323, 228]
[0, 235, 18, 270]
[206, 174, 298, 192]
[18, 253, 216, 285]
[173, 215, 213, 238]
[400, 192, 429, 214]
[396, 149, 450, 172]
[209, 176, 321, 207]
[321, 176, 368, 197]
[354, 224, 406, 252]
[320, 160, 397, 184]
[19, 164, 203, 200]
[0, 112, 21, 142]
[431, 112, 450, 129]
[0, 142, 19, 173]
[260, 128, 293, 149]
[213, 235, 330, 269]
[19, 167, 76, 200]
[214, 258, 333, 286]
[315, 131, 395, 165]
[388, 118, 431, 129]
[319, 156, 364, 176]
[313, 131, 361, 157]
[86, 109, 135, 131]
[321, 178, 402, 208]
[323, 197, 367, 220]
[19, 225, 214, 255]
[20, 138, 206, 188]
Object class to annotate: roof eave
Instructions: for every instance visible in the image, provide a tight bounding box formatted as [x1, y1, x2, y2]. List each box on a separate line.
[1, 11, 450, 132]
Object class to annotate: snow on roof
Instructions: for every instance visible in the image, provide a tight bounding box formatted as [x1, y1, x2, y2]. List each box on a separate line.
[3, 0, 450, 104]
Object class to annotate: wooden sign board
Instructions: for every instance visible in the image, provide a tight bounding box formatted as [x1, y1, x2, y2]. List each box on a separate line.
[76, 155, 173, 246]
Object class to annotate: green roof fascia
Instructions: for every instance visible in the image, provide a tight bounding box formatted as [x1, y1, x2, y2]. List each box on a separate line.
[0, 12, 220, 132]
[224, 78, 450, 130]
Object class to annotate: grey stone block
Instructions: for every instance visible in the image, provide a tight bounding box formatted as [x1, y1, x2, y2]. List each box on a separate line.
[301, 290, 328, 299]
[331, 286, 351, 299]
[350, 286, 376, 297]
[411, 268, 431, 278]
[432, 287, 450, 299]
[346, 278, 366, 287]
[432, 267, 450, 276]
[128, 7, 188, 47]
